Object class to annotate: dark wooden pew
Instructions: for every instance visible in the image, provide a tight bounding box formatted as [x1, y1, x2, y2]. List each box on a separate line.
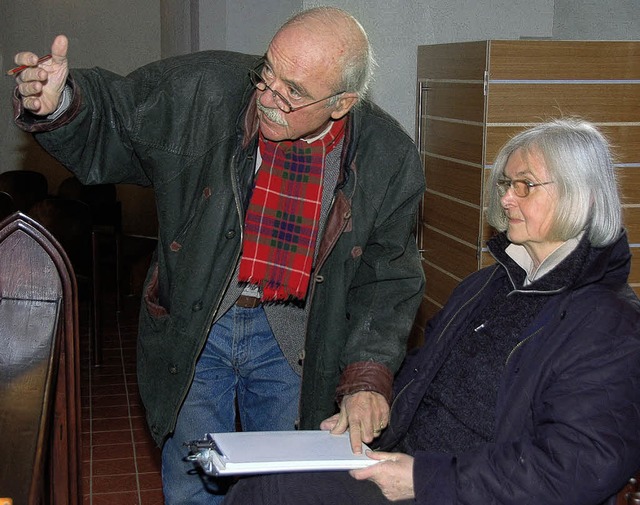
[0, 212, 81, 504]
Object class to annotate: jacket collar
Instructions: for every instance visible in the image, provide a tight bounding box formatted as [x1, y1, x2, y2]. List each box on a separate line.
[488, 229, 632, 294]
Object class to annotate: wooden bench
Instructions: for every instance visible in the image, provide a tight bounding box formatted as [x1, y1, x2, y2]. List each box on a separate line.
[0, 212, 81, 504]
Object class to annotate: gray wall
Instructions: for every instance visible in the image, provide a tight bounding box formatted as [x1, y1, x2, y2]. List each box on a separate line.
[1, 0, 638, 235]
[0, 0, 161, 235]
[553, 0, 640, 39]
[192, 0, 556, 137]
[302, 0, 554, 138]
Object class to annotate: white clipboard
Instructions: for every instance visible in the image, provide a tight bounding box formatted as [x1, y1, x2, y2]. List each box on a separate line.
[190, 430, 377, 476]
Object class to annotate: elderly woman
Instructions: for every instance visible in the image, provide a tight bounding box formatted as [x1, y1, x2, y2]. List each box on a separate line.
[223, 118, 640, 505]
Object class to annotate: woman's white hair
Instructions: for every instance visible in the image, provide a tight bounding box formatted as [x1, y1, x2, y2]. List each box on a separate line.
[486, 118, 621, 247]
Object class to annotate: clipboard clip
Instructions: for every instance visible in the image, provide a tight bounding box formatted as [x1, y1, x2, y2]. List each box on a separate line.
[184, 434, 227, 475]
[184, 434, 219, 454]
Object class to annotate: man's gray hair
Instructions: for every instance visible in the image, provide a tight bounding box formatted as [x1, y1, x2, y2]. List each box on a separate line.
[486, 118, 622, 247]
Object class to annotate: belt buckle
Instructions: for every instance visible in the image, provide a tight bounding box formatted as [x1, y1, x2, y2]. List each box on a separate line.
[236, 294, 261, 308]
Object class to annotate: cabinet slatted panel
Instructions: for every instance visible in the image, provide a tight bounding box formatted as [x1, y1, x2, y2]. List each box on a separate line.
[413, 40, 640, 346]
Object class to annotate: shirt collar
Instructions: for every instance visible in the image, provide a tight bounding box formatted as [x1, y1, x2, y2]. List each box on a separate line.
[506, 231, 585, 286]
[301, 121, 334, 143]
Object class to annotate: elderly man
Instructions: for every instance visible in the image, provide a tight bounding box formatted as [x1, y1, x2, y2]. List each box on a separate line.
[12, 6, 425, 504]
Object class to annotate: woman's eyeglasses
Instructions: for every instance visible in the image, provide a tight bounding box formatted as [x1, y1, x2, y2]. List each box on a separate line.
[496, 178, 555, 198]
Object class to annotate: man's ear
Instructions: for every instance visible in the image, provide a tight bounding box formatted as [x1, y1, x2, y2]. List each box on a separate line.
[330, 93, 359, 119]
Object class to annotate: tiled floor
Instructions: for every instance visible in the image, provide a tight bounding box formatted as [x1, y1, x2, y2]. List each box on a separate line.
[79, 286, 165, 504]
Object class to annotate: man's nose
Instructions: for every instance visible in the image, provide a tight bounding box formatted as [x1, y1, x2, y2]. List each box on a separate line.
[258, 87, 275, 108]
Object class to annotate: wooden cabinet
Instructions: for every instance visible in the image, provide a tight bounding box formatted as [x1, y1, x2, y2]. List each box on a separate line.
[414, 40, 640, 339]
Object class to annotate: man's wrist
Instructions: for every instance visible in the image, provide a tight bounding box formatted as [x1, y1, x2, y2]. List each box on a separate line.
[14, 76, 83, 133]
[47, 85, 73, 121]
[335, 361, 393, 406]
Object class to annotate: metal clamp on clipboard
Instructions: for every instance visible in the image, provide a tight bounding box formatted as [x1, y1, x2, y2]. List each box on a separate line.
[185, 434, 229, 476]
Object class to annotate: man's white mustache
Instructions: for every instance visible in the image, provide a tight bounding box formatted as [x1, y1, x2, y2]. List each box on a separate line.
[256, 99, 289, 126]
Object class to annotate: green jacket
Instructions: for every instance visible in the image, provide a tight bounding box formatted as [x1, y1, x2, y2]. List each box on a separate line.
[15, 50, 425, 445]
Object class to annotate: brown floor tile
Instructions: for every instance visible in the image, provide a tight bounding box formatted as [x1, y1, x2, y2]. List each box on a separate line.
[123, 363, 138, 373]
[92, 457, 137, 476]
[90, 416, 133, 432]
[92, 474, 138, 494]
[141, 489, 166, 505]
[138, 472, 163, 491]
[89, 370, 128, 384]
[132, 427, 156, 441]
[129, 416, 149, 431]
[90, 383, 128, 396]
[92, 429, 134, 446]
[80, 285, 164, 503]
[134, 441, 163, 461]
[90, 442, 135, 461]
[90, 363, 126, 375]
[98, 357, 128, 368]
[128, 404, 146, 417]
[91, 404, 135, 419]
[90, 394, 130, 409]
[136, 455, 162, 474]
[89, 365, 126, 377]
[90, 491, 139, 504]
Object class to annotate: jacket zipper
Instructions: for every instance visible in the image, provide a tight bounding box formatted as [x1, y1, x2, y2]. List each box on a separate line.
[386, 378, 416, 435]
[490, 253, 554, 365]
[436, 266, 500, 344]
[505, 326, 544, 366]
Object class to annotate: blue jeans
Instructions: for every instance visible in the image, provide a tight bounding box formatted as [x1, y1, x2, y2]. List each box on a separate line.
[161, 305, 301, 505]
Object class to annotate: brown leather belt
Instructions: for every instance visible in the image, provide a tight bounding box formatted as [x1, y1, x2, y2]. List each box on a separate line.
[235, 294, 262, 308]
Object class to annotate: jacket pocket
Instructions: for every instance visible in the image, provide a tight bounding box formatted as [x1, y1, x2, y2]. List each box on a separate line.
[343, 246, 363, 290]
[143, 262, 169, 318]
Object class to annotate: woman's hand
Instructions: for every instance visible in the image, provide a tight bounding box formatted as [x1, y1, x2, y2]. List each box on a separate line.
[350, 451, 415, 501]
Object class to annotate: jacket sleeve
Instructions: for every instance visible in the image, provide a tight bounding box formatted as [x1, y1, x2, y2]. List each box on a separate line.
[335, 141, 425, 403]
[412, 301, 640, 505]
[13, 66, 164, 187]
[13, 52, 256, 191]
[21, 68, 156, 186]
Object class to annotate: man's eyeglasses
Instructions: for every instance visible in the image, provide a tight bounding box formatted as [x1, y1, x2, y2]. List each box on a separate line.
[496, 178, 555, 198]
[249, 68, 345, 113]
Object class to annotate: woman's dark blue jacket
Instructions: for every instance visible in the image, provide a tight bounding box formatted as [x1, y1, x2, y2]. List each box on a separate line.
[378, 230, 640, 505]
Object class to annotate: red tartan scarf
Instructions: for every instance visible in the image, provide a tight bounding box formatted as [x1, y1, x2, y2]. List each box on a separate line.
[239, 118, 346, 301]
